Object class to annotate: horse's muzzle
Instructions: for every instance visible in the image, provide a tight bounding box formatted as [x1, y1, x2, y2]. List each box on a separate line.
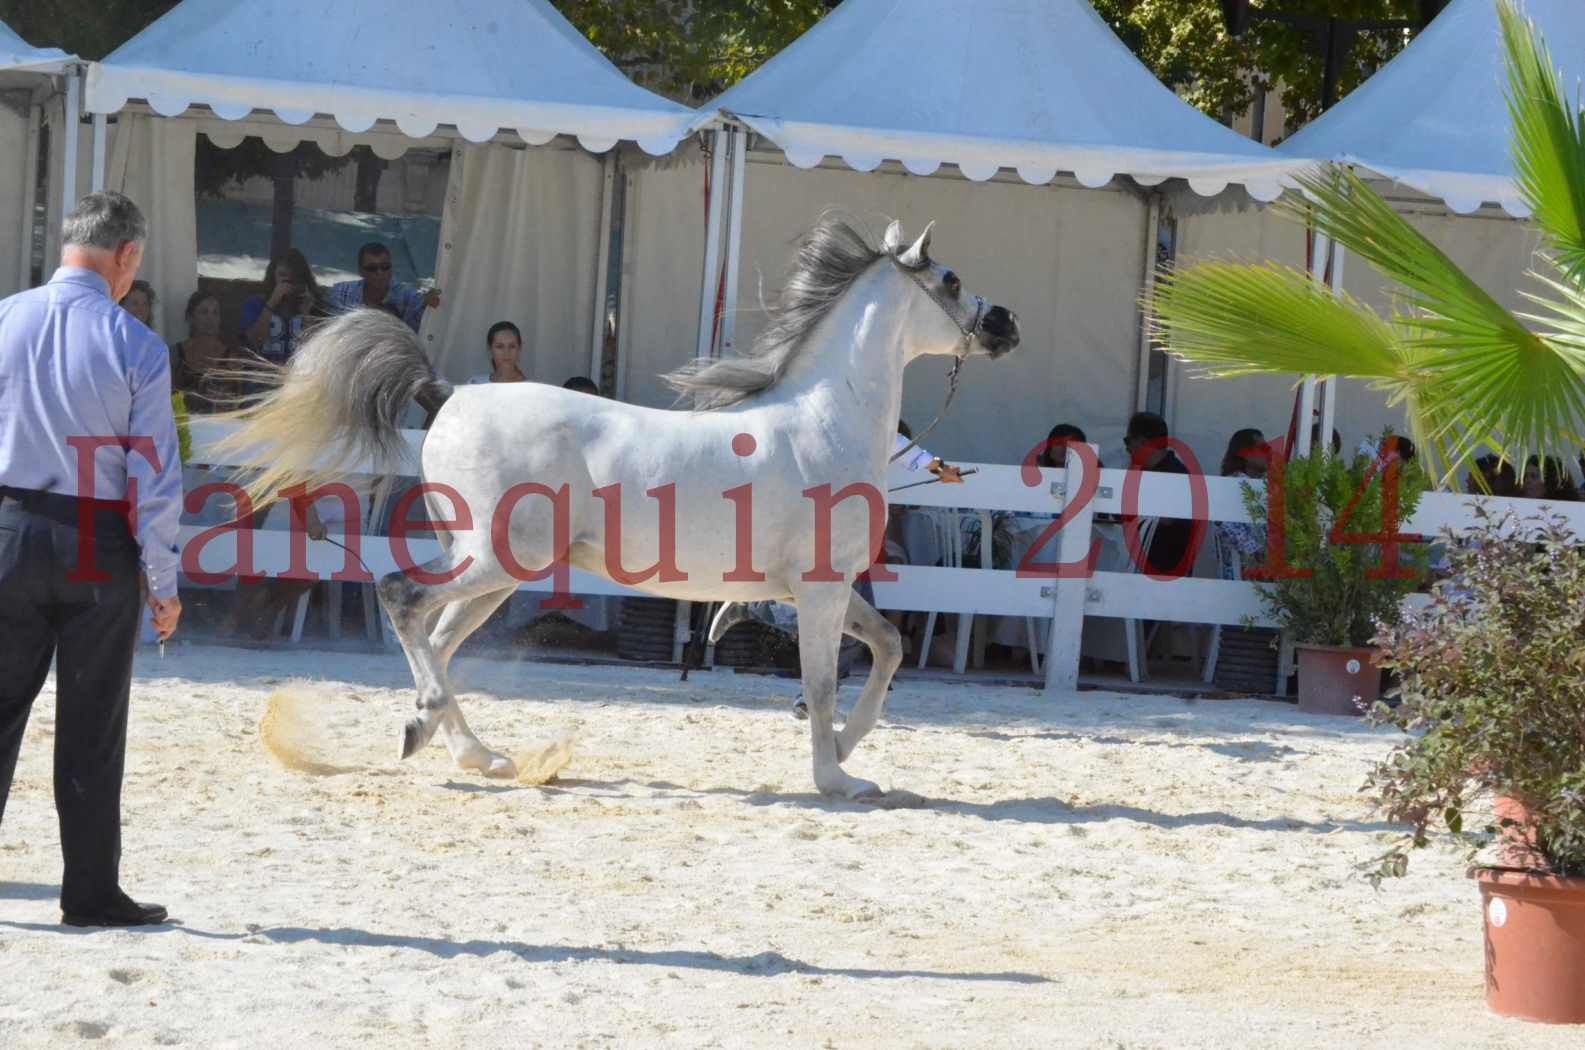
[977, 305, 1020, 358]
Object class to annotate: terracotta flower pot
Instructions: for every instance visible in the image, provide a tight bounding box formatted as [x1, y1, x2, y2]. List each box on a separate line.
[1472, 868, 1585, 1024]
[1294, 644, 1380, 716]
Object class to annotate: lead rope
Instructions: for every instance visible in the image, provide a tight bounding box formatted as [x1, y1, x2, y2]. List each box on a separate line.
[889, 352, 965, 466]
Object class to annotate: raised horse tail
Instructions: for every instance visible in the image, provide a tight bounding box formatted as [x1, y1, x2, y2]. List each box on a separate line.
[212, 307, 452, 509]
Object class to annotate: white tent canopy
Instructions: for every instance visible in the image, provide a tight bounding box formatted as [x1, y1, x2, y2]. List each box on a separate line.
[699, 0, 1304, 199]
[1278, 0, 1585, 216]
[0, 18, 71, 77]
[85, 0, 693, 154]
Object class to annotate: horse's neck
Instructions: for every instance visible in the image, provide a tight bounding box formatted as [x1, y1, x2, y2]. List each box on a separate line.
[774, 267, 913, 467]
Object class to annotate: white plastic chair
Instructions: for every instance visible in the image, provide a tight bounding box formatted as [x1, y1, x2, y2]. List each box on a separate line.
[281, 475, 397, 644]
[1202, 530, 1241, 684]
[914, 507, 979, 673]
[1122, 517, 1161, 684]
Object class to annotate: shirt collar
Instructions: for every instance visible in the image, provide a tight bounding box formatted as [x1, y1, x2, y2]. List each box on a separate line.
[50, 266, 112, 298]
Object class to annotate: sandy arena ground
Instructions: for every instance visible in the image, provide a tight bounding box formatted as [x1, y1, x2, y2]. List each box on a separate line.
[0, 642, 1572, 1049]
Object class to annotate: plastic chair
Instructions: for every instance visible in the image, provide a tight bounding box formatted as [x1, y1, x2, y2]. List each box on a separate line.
[1122, 517, 1161, 684]
[914, 507, 978, 673]
[1202, 530, 1242, 684]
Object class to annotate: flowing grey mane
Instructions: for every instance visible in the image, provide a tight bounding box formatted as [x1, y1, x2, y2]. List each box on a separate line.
[664, 214, 885, 410]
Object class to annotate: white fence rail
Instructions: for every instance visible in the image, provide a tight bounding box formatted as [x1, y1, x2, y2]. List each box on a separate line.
[183, 421, 1585, 694]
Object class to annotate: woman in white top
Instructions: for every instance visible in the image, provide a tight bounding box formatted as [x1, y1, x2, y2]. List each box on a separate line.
[467, 321, 528, 385]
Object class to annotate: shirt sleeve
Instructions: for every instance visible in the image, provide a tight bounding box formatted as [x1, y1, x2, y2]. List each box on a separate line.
[127, 329, 184, 599]
[326, 281, 359, 312]
[892, 431, 935, 472]
[394, 284, 427, 332]
[238, 296, 263, 335]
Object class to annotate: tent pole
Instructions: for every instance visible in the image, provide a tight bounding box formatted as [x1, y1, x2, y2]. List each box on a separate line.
[694, 129, 728, 360]
[1134, 192, 1161, 412]
[89, 112, 106, 192]
[1296, 230, 1332, 457]
[589, 150, 617, 387]
[18, 94, 42, 288]
[60, 69, 79, 223]
[719, 126, 747, 356]
[1319, 243, 1345, 453]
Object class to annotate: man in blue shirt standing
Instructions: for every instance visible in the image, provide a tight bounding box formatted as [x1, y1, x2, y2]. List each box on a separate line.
[0, 191, 183, 928]
[326, 241, 442, 333]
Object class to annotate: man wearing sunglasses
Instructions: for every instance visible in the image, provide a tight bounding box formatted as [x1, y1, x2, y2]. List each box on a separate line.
[327, 242, 443, 333]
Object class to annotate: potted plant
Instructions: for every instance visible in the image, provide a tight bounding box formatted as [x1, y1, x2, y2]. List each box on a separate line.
[1366, 508, 1585, 1024]
[1241, 436, 1428, 715]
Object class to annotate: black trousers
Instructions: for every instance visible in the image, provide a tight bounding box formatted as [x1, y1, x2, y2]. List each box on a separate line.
[0, 487, 143, 914]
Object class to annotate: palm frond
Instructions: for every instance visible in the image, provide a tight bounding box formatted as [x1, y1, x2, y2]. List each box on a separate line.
[1501, 0, 1585, 284]
[1150, 260, 1403, 379]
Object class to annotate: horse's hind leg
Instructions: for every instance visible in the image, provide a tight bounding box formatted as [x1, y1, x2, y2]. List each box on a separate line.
[428, 586, 517, 776]
[793, 586, 884, 801]
[834, 591, 903, 764]
[376, 557, 511, 774]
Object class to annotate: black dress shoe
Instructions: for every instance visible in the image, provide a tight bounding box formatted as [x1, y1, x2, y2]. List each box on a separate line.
[62, 897, 169, 928]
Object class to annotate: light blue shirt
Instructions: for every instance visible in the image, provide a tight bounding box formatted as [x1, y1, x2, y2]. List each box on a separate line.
[327, 279, 428, 332]
[0, 267, 183, 597]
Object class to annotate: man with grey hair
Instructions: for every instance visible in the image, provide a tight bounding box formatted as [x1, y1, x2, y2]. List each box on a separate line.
[0, 191, 182, 927]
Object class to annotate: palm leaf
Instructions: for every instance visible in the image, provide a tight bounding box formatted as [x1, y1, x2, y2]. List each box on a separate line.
[1151, 260, 1404, 379]
[1501, 0, 1585, 284]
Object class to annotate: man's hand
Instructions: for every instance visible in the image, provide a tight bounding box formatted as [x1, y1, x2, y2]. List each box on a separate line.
[147, 594, 182, 641]
[930, 460, 965, 484]
[424, 288, 443, 310]
[305, 504, 327, 542]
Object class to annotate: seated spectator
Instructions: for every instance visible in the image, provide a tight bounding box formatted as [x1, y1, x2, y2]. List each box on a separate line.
[563, 375, 600, 395]
[1309, 422, 1342, 456]
[241, 250, 326, 366]
[327, 242, 441, 333]
[1467, 455, 1519, 497]
[119, 279, 156, 330]
[1124, 411, 1196, 578]
[169, 291, 236, 414]
[1037, 422, 1087, 469]
[468, 321, 527, 385]
[1520, 454, 1579, 501]
[1214, 427, 1268, 579]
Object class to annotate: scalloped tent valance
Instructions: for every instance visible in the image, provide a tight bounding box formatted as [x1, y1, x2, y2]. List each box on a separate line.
[694, 0, 1306, 200]
[1278, 0, 1585, 218]
[84, 0, 694, 155]
[0, 16, 73, 76]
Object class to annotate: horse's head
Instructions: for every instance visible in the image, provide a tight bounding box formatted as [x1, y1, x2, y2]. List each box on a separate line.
[882, 220, 1020, 361]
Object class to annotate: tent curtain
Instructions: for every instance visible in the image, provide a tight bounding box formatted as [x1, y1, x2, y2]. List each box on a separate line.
[424, 142, 604, 387]
[0, 92, 32, 296]
[104, 111, 198, 339]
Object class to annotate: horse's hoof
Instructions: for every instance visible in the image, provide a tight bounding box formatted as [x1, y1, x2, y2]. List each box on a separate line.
[481, 754, 517, 779]
[400, 717, 429, 760]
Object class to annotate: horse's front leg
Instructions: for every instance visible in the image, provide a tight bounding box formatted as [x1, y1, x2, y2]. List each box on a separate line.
[793, 586, 884, 801]
[834, 590, 903, 764]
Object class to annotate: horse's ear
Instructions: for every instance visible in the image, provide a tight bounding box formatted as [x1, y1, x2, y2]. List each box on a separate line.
[897, 221, 935, 269]
[882, 220, 906, 257]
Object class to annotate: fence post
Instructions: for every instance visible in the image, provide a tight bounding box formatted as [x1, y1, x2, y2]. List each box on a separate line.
[1043, 444, 1097, 695]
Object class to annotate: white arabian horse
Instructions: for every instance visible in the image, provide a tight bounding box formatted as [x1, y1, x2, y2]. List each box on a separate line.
[218, 217, 1020, 800]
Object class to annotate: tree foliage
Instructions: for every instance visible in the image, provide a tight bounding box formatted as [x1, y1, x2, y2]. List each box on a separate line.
[1093, 0, 1424, 130]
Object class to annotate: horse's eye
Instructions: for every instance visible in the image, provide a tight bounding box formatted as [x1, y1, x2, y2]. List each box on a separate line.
[943, 271, 961, 296]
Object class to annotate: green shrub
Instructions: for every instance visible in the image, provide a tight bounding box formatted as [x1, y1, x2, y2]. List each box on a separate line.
[1243, 435, 1428, 647]
[1366, 507, 1585, 881]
